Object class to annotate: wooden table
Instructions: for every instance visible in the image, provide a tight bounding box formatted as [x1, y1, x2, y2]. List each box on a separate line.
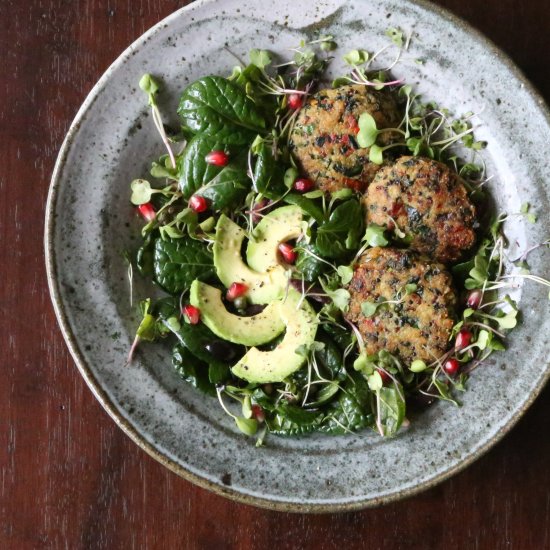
[2, 1, 549, 548]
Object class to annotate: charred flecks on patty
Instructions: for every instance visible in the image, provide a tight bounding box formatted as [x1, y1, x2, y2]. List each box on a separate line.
[363, 156, 478, 263]
[344, 247, 457, 364]
[289, 85, 402, 193]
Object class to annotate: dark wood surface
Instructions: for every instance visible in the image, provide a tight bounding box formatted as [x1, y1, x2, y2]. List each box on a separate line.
[2, 0, 549, 548]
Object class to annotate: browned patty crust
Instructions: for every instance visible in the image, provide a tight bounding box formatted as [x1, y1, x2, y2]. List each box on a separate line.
[345, 247, 457, 364]
[363, 156, 477, 263]
[289, 85, 401, 193]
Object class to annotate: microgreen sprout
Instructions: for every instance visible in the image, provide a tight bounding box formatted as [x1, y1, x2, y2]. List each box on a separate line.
[139, 74, 177, 169]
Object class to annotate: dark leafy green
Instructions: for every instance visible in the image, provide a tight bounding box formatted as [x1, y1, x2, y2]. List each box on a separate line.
[295, 243, 327, 282]
[179, 135, 251, 209]
[315, 199, 364, 259]
[378, 384, 406, 436]
[267, 403, 324, 436]
[153, 237, 215, 295]
[283, 193, 325, 223]
[173, 321, 236, 370]
[320, 374, 373, 434]
[172, 344, 216, 396]
[253, 143, 286, 198]
[178, 76, 266, 144]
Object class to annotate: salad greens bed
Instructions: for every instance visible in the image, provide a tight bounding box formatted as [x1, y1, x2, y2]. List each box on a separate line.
[128, 31, 549, 443]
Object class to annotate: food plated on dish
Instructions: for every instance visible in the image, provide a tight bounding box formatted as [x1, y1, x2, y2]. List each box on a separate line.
[46, 0, 550, 510]
[128, 34, 548, 443]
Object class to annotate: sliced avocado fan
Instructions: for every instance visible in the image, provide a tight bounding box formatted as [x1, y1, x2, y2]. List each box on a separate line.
[232, 289, 318, 384]
[190, 280, 285, 346]
[246, 205, 303, 273]
[213, 209, 301, 304]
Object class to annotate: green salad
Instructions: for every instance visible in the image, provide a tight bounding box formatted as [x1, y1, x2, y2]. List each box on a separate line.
[128, 31, 549, 443]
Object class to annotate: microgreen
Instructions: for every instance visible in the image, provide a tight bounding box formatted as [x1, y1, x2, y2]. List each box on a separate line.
[139, 73, 177, 169]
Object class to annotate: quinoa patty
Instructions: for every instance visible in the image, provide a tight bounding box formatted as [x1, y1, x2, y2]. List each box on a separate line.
[289, 85, 401, 193]
[363, 156, 477, 263]
[345, 247, 457, 364]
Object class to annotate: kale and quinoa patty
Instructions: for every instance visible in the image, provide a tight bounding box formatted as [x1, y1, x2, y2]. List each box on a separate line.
[289, 85, 401, 193]
[345, 247, 457, 364]
[363, 156, 477, 263]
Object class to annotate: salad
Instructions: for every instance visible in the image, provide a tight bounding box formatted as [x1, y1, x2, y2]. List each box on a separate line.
[128, 31, 549, 443]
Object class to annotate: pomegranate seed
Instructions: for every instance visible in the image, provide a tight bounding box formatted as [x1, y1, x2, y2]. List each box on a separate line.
[444, 358, 460, 376]
[466, 290, 482, 309]
[293, 177, 314, 193]
[226, 282, 248, 301]
[455, 329, 472, 351]
[182, 304, 200, 325]
[288, 93, 303, 110]
[189, 195, 208, 213]
[278, 242, 297, 264]
[205, 150, 229, 166]
[377, 368, 391, 384]
[137, 202, 156, 222]
[251, 404, 265, 423]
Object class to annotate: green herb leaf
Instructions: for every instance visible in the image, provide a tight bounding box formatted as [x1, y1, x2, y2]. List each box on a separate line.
[410, 359, 427, 372]
[249, 49, 272, 69]
[357, 113, 379, 148]
[343, 49, 369, 65]
[368, 144, 384, 165]
[178, 76, 266, 144]
[153, 237, 215, 294]
[235, 416, 258, 435]
[131, 179, 154, 205]
[316, 199, 364, 259]
[361, 301, 378, 317]
[337, 265, 354, 285]
[363, 224, 389, 247]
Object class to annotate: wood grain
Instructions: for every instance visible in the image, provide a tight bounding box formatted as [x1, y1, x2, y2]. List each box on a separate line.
[1, 1, 549, 548]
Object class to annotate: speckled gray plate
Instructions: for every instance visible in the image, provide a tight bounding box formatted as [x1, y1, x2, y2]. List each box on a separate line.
[45, 0, 550, 512]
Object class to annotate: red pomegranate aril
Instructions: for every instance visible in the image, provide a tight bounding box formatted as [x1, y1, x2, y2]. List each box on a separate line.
[226, 282, 248, 301]
[278, 242, 297, 264]
[137, 202, 156, 222]
[377, 368, 391, 384]
[444, 358, 460, 376]
[293, 177, 314, 193]
[251, 404, 265, 423]
[288, 93, 303, 110]
[189, 194, 208, 213]
[205, 150, 229, 166]
[455, 329, 472, 351]
[466, 290, 483, 309]
[182, 304, 200, 325]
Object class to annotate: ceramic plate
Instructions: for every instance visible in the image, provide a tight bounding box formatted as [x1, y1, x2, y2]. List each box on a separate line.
[45, 0, 550, 511]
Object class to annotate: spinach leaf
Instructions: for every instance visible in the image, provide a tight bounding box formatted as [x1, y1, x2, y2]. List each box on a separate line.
[136, 236, 155, 277]
[253, 143, 286, 198]
[178, 76, 266, 144]
[314, 331, 345, 379]
[320, 374, 373, 435]
[174, 321, 234, 370]
[378, 384, 406, 437]
[321, 323, 354, 351]
[153, 237, 215, 295]
[179, 135, 251, 210]
[315, 199, 364, 259]
[295, 243, 327, 282]
[284, 192, 325, 223]
[233, 64, 278, 121]
[172, 343, 216, 396]
[267, 402, 324, 436]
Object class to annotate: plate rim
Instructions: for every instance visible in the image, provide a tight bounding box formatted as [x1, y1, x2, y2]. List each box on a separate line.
[44, 0, 550, 513]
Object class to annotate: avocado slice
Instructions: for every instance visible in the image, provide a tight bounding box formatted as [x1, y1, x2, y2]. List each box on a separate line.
[190, 280, 285, 346]
[213, 215, 290, 304]
[232, 289, 318, 383]
[246, 205, 303, 273]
